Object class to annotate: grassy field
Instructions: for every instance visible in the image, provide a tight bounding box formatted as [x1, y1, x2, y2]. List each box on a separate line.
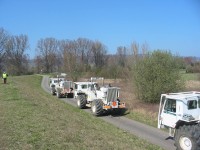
[180, 70, 200, 81]
[0, 75, 162, 150]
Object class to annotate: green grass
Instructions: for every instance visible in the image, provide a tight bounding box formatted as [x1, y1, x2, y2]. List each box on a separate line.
[182, 73, 199, 81]
[0, 75, 162, 150]
[126, 110, 158, 128]
[180, 70, 200, 81]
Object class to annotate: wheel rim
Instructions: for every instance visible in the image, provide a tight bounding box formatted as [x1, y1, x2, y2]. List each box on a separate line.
[179, 136, 192, 150]
[92, 104, 96, 113]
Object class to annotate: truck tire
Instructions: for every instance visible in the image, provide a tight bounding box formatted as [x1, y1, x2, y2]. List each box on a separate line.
[67, 93, 74, 98]
[57, 92, 61, 98]
[51, 89, 55, 95]
[174, 124, 200, 150]
[91, 99, 103, 116]
[77, 95, 86, 109]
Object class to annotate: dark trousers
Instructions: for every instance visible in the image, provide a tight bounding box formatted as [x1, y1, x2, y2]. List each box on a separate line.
[3, 78, 7, 84]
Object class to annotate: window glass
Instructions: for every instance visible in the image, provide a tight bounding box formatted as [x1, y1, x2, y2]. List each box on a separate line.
[81, 85, 87, 89]
[198, 97, 200, 108]
[187, 100, 197, 110]
[89, 84, 95, 90]
[88, 84, 91, 90]
[74, 84, 78, 89]
[164, 99, 176, 113]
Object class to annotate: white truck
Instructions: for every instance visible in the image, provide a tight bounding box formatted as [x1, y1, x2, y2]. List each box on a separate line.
[55, 80, 74, 98]
[157, 91, 200, 150]
[74, 77, 125, 116]
[49, 77, 65, 94]
[49, 77, 73, 98]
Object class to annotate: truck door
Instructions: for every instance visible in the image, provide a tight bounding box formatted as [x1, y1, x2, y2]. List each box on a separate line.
[161, 99, 177, 128]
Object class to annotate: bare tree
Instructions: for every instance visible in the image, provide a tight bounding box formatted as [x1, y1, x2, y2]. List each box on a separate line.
[34, 55, 43, 73]
[131, 41, 139, 59]
[75, 38, 93, 71]
[141, 41, 149, 57]
[59, 38, 95, 80]
[36, 38, 58, 73]
[60, 40, 80, 80]
[0, 28, 9, 71]
[91, 41, 107, 68]
[116, 46, 127, 67]
[4, 34, 29, 75]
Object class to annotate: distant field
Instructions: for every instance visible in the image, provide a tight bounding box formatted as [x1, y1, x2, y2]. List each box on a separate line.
[182, 73, 199, 81]
[0, 75, 162, 150]
[180, 70, 200, 81]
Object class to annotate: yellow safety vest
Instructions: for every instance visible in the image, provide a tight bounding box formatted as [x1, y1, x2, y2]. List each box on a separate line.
[3, 73, 7, 79]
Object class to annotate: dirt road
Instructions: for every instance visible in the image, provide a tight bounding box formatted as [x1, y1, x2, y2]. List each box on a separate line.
[41, 76, 175, 150]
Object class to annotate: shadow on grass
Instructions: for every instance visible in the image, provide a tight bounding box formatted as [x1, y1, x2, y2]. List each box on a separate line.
[1, 82, 10, 85]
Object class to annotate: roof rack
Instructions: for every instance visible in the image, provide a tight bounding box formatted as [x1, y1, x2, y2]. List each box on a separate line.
[167, 91, 200, 95]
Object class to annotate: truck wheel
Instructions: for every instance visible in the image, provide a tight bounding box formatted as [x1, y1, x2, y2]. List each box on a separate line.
[51, 89, 55, 95]
[77, 95, 86, 109]
[57, 92, 61, 98]
[174, 124, 200, 150]
[91, 99, 103, 116]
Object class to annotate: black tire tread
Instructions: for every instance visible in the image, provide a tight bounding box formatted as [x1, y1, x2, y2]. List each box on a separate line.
[57, 92, 61, 98]
[77, 95, 86, 109]
[91, 99, 103, 116]
[174, 124, 200, 150]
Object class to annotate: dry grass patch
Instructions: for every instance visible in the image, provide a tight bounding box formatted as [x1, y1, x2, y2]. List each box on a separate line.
[185, 80, 200, 91]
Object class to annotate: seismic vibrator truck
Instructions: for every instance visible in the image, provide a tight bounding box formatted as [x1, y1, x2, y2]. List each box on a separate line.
[74, 77, 125, 116]
[158, 91, 200, 150]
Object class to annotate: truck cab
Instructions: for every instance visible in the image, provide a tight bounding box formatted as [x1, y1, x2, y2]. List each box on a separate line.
[158, 91, 200, 150]
[49, 77, 65, 88]
[158, 92, 200, 130]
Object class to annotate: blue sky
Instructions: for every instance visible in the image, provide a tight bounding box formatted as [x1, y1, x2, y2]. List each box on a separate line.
[0, 0, 200, 58]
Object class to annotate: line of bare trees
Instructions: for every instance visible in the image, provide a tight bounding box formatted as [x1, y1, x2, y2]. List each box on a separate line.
[35, 36, 154, 81]
[35, 37, 110, 80]
[0, 27, 146, 78]
[2, 27, 198, 81]
[0, 28, 29, 75]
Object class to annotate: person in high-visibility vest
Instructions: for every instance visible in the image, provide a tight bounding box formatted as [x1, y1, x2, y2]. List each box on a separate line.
[2, 72, 8, 84]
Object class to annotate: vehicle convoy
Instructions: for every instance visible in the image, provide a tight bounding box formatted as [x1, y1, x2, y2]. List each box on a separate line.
[49, 78, 73, 98]
[157, 91, 200, 150]
[74, 77, 125, 116]
[49, 77, 65, 89]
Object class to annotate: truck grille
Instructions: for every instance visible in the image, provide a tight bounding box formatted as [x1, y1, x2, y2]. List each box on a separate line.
[64, 81, 73, 89]
[107, 88, 118, 103]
